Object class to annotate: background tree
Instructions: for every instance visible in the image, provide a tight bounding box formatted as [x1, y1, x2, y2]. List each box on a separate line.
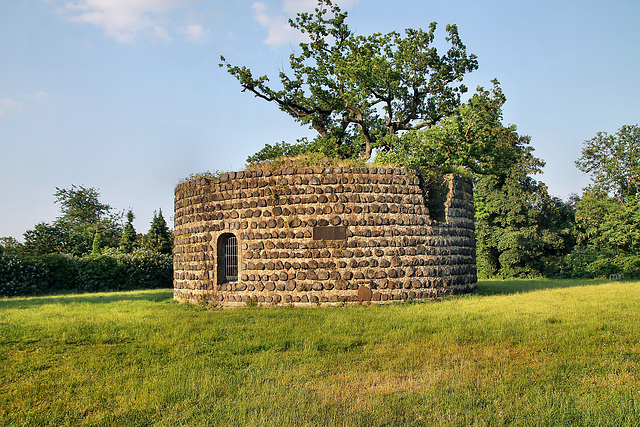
[146, 209, 172, 255]
[221, 0, 478, 161]
[575, 124, 640, 199]
[23, 222, 68, 256]
[0, 237, 25, 256]
[120, 210, 137, 253]
[377, 80, 528, 178]
[91, 232, 103, 256]
[474, 154, 576, 277]
[54, 185, 112, 225]
[21, 185, 122, 256]
[572, 124, 640, 276]
[52, 185, 122, 256]
[574, 191, 640, 256]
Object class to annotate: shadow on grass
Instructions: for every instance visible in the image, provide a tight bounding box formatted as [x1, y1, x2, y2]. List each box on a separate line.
[475, 278, 611, 296]
[0, 288, 174, 309]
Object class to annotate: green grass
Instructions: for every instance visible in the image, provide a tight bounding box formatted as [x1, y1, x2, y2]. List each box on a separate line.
[1, 280, 639, 426]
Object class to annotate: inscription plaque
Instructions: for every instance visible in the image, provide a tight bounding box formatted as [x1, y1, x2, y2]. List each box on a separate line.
[313, 226, 347, 241]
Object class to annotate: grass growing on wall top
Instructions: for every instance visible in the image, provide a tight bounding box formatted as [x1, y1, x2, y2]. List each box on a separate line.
[180, 153, 414, 185]
[1, 280, 639, 426]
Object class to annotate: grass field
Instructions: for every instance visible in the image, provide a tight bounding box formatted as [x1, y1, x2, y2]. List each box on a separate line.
[1, 279, 639, 426]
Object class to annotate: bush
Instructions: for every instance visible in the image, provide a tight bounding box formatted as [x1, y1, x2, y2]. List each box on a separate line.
[559, 249, 600, 279]
[120, 251, 173, 290]
[613, 255, 640, 278]
[587, 257, 619, 278]
[77, 255, 126, 293]
[559, 249, 640, 279]
[36, 254, 81, 294]
[0, 251, 173, 297]
[0, 254, 48, 297]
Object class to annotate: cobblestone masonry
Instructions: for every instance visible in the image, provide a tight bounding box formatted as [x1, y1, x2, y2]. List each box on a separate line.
[173, 164, 476, 307]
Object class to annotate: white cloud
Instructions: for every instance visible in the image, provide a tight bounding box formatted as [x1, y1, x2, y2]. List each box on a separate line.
[57, 0, 212, 44]
[34, 92, 50, 103]
[252, 0, 360, 47]
[0, 99, 24, 118]
[252, 2, 307, 47]
[280, 0, 324, 16]
[179, 24, 211, 43]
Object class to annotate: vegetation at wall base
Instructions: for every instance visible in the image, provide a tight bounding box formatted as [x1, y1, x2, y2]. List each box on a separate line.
[1, 279, 638, 426]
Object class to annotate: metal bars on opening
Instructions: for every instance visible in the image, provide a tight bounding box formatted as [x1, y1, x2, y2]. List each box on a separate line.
[223, 235, 238, 282]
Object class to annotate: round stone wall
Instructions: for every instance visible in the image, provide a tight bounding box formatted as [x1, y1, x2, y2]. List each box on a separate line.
[173, 163, 476, 307]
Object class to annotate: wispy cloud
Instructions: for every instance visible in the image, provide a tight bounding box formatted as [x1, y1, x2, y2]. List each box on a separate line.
[252, 0, 359, 47]
[34, 92, 50, 103]
[252, 2, 306, 46]
[179, 24, 211, 43]
[0, 99, 24, 118]
[55, 0, 213, 44]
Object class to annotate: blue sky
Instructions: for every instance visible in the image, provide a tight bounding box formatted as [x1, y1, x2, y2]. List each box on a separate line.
[1, 0, 639, 240]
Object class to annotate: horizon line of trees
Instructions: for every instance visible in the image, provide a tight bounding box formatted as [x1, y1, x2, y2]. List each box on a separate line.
[0, 186, 174, 297]
[0, 185, 173, 258]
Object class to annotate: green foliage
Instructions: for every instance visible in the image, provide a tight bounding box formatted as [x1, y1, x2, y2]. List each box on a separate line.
[0, 237, 25, 256]
[118, 250, 174, 290]
[246, 140, 311, 164]
[120, 210, 137, 254]
[221, 0, 477, 161]
[91, 232, 103, 256]
[561, 252, 640, 279]
[576, 124, 640, 199]
[23, 222, 67, 256]
[377, 81, 527, 178]
[36, 254, 81, 293]
[0, 254, 47, 297]
[575, 191, 640, 255]
[23, 185, 123, 257]
[0, 251, 173, 297]
[475, 155, 576, 278]
[559, 248, 600, 279]
[78, 255, 123, 292]
[570, 125, 640, 277]
[145, 209, 173, 255]
[53, 185, 111, 224]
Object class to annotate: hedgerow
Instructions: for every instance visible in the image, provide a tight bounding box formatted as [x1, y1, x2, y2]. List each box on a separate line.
[0, 250, 172, 297]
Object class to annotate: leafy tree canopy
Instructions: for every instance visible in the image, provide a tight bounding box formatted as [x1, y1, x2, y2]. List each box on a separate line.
[575, 124, 640, 200]
[23, 222, 68, 256]
[574, 124, 640, 259]
[575, 191, 640, 255]
[376, 81, 530, 177]
[0, 237, 24, 255]
[474, 152, 576, 278]
[23, 186, 122, 257]
[54, 185, 113, 227]
[221, 0, 478, 162]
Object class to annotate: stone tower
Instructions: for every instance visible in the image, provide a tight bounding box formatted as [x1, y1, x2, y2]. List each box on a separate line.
[173, 161, 476, 307]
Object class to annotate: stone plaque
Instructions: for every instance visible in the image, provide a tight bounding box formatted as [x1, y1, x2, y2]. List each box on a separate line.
[313, 226, 347, 241]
